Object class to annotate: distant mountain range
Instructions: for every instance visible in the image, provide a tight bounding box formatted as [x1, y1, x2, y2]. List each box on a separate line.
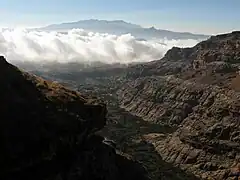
[37, 19, 209, 40]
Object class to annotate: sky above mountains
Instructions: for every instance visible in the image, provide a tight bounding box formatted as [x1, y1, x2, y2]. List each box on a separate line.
[0, 0, 239, 34]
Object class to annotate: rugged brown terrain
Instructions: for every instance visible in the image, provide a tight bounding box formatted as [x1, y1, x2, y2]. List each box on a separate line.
[116, 31, 240, 179]
[0, 56, 149, 180]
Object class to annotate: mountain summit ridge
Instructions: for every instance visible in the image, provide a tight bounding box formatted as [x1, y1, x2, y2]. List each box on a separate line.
[37, 19, 209, 40]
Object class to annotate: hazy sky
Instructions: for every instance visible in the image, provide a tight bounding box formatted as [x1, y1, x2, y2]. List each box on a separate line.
[0, 0, 239, 34]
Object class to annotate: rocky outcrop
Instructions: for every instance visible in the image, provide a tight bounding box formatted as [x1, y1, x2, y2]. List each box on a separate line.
[126, 31, 240, 81]
[0, 56, 148, 180]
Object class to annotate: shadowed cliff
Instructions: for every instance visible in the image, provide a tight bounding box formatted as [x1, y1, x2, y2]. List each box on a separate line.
[0, 56, 149, 180]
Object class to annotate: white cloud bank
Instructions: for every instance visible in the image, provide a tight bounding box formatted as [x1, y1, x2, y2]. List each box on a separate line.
[0, 28, 201, 64]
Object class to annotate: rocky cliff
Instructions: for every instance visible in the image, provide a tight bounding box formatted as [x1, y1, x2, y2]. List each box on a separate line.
[0, 56, 148, 180]
[126, 31, 240, 81]
[116, 31, 240, 179]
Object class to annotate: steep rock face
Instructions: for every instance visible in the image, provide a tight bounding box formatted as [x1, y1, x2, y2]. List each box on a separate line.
[117, 76, 203, 126]
[0, 56, 148, 180]
[194, 31, 240, 64]
[117, 76, 240, 179]
[116, 32, 240, 179]
[126, 31, 240, 80]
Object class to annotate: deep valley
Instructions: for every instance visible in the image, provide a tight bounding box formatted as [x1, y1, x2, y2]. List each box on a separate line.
[2, 31, 240, 180]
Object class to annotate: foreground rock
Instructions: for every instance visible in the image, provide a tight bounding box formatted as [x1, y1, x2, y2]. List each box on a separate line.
[0, 56, 148, 180]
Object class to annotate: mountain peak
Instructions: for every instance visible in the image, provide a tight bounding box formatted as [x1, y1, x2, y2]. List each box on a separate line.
[149, 26, 157, 30]
[38, 19, 208, 40]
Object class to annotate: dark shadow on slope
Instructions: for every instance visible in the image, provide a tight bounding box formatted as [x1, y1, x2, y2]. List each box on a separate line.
[99, 106, 200, 180]
[130, 139, 200, 180]
[106, 106, 177, 134]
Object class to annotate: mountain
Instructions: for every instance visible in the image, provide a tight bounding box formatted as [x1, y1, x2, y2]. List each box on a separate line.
[117, 31, 240, 179]
[0, 56, 149, 180]
[41, 19, 141, 31]
[38, 19, 209, 40]
[126, 31, 240, 82]
[31, 31, 240, 179]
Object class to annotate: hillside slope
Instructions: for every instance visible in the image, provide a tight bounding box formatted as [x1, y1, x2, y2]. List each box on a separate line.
[116, 31, 240, 179]
[0, 56, 148, 180]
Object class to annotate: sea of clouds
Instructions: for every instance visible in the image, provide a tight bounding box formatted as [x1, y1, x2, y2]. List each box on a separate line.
[0, 28, 201, 64]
